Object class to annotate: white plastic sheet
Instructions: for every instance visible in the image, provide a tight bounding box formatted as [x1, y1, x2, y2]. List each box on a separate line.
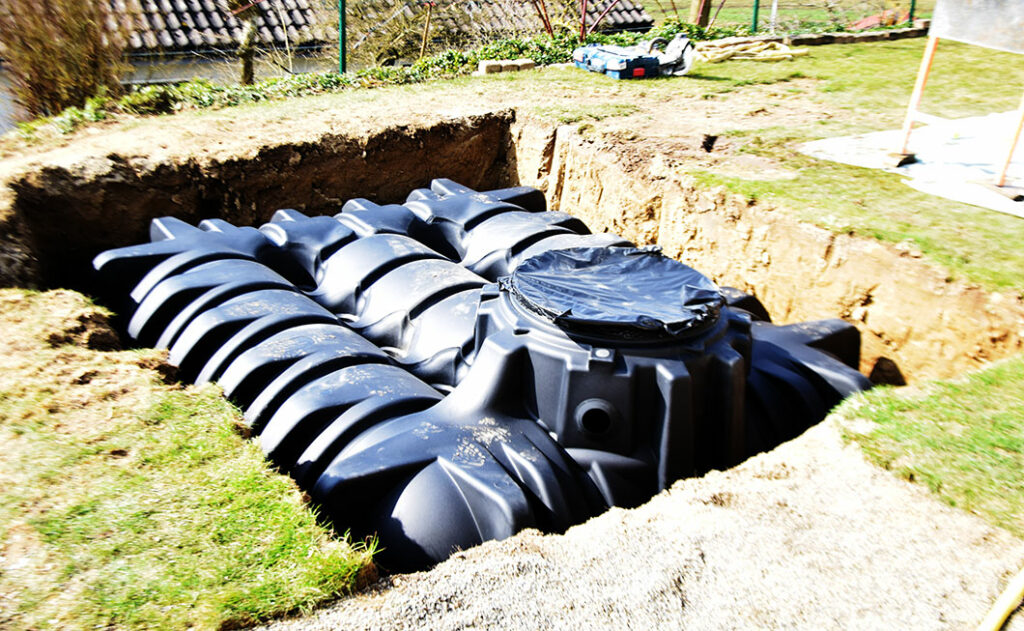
[931, 0, 1024, 54]
[800, 112, 1024, 219]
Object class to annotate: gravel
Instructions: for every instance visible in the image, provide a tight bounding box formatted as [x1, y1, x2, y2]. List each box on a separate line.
[257, 419, 1024, 630]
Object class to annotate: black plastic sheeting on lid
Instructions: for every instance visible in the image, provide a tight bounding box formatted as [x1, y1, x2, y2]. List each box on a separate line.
[503, 246, 723, 339]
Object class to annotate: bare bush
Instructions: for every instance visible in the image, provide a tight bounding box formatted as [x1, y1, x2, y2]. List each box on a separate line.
[345, 0, 480, 67]
[0, 0, 132, 117]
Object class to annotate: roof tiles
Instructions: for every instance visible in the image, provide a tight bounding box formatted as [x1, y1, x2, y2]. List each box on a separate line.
[418, 0, 653, 41]
[124, 0, 323, 54]
[121, 0, 652, 55]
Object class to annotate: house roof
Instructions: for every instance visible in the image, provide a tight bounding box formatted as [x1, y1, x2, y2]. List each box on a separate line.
[431, 0, 654, 36]
[351, 0, 653, 55]
[585, 0, 654, 31]
[122, 0, 327, 55]
[120, 0, 653, 56]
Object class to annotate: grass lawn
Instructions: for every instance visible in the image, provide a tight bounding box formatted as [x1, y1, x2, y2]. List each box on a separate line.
[446, 39, 1024, 292]
[838, 354, 1024, 538]
[684, 39, 1024, 293]
[643, 0, 936, 28]
[0, 290, 374, 630]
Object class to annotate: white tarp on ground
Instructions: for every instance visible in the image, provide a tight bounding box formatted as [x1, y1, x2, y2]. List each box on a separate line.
[800, 111, 1024, 219]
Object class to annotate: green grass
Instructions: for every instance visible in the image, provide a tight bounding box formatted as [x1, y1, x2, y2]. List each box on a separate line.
[464, 39, 1024, 292]
[644, 0, 936, 29]
[838, 355, 1024, 537]
[691, 155, 1024, 291]
[0, 290, 374, 630]
[676, 39, 1024, 292]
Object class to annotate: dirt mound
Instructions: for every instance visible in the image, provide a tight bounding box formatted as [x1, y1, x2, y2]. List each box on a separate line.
[36, 291, 121, 350]
[0, 289, 169, 409]
[0, 290, 115, 348]
[258, 418, 1024, 631]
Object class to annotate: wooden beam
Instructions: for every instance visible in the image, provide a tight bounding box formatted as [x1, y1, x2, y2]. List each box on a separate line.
[898, 36, 940, 156]
[997, 91, 1024, 187]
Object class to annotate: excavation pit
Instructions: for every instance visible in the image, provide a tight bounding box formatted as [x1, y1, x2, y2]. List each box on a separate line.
[0, 110, 1022, 570]
[1, 110, 1019, 384]
[89, 178, 873, 570]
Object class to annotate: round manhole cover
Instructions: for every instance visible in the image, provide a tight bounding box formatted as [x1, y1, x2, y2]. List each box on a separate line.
[506, 246, 723, 341]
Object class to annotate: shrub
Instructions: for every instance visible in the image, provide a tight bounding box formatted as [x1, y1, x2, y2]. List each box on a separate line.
[118, 85, 182, 115]
[0, 0, 130, 117]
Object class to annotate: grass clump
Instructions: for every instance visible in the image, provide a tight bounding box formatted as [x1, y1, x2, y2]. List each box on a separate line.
[534, 101, 640, 124]
[644, 0, 936, 33]
[837, 355, 1024, 538]
[0, 289, 374, 630]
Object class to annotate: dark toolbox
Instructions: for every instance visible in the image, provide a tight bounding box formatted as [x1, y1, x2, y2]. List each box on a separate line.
[572, 34, 696, 79]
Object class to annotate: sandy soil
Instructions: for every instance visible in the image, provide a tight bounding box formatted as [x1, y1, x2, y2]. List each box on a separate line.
[257, 417, 1024, 630]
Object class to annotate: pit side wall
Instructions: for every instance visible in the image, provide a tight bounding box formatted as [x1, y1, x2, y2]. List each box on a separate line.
[1, 110, 1019, 382]
[510, 121, 1024, 381]
[0, 111, 515, 289]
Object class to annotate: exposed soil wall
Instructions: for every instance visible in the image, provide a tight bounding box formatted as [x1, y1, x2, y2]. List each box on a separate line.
[0, 188, 38, 288]
[0, 111, 514, 289]
[0, 109, 1020, 383]
[509, 121, 1024, 382]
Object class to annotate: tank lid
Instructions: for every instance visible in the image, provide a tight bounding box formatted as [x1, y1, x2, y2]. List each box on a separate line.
[503, 247, 722, 340]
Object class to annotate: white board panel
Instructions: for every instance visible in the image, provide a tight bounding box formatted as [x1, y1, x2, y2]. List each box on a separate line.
[931, 0, 1024, 54]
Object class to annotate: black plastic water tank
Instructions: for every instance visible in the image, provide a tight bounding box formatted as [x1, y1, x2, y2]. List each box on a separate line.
[94, 179, 872, 571]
